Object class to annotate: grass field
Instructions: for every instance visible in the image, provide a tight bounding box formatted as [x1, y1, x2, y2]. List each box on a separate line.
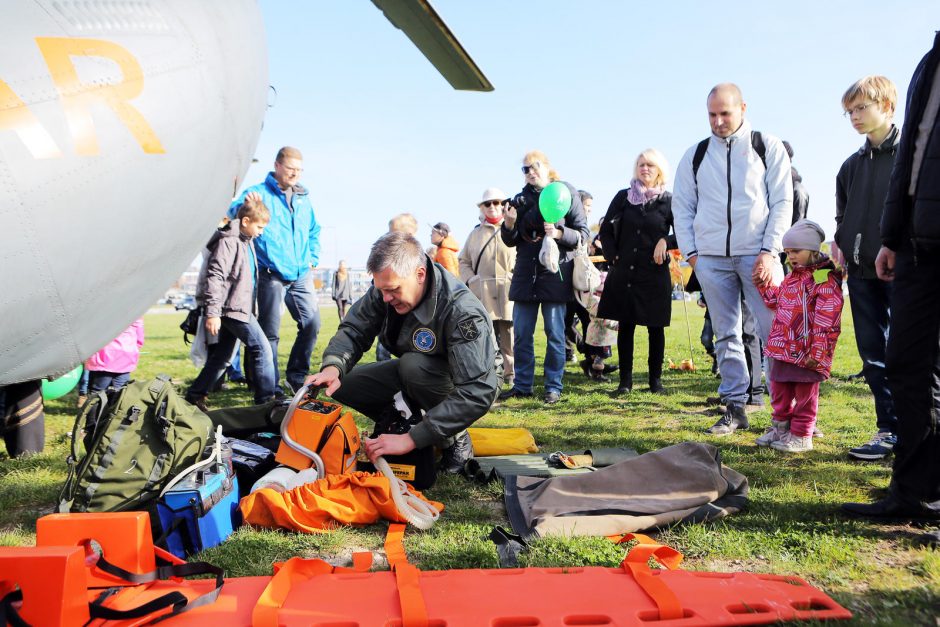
[2, 302, 938, 624]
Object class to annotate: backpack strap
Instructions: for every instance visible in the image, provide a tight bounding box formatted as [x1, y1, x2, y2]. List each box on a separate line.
[691, 138, 709, 183]
[57, 390, 110, 513]
[751, 130, 767, 169]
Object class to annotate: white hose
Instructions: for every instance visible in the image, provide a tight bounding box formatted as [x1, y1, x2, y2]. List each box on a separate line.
[374, 456, 439, 530]
[160, 425, 223, 497]
[280, 384, 326, 477]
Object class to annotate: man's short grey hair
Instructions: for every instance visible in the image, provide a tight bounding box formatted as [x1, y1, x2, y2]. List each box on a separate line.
[367, 231, 425, 276]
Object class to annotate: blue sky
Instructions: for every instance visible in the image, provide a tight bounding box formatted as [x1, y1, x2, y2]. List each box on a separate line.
[240, 1, 936, 269]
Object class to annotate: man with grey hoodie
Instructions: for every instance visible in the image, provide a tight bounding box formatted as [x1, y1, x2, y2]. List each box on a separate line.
[673, 83, 792, 435]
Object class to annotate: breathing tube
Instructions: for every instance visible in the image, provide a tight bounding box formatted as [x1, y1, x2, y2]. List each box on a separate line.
[373, 456, 440, 530]
[159, 425, 224, 497]
[280, 384, 327, 478]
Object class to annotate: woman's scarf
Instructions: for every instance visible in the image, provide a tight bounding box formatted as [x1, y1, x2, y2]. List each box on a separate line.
[627, 179, 665, 205]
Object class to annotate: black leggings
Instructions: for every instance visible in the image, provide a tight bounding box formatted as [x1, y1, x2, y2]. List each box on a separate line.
[617, 324, 665, 383]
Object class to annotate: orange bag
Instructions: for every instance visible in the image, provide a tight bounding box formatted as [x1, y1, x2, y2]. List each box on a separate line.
[239, 471, 443, 533]
[275, 394, 360, 476]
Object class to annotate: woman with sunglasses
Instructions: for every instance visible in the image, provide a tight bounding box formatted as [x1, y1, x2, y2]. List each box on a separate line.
[598, 148, 676, 396]
[498, 151, 590, 404]
[458, 188, 517, 389]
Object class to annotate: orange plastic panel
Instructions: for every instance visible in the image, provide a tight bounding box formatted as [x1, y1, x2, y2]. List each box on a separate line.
[0, 545, 90, 626]
[36, 511, 157, 588]
[274, 401, 343, 470]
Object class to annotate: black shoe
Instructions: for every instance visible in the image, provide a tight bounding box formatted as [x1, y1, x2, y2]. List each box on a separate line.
[543, 390, 562, 404]
[498, 388, 533, 401]
[846, 370, 865, 381]
[649, 378, 665, 394]
[602, 364, 619, 374]
[579, 359, 592, 377]
[840, 495, 940, 522]
[705, 403, 749, 435]
[705, 396, 722, 406]
[439, 431, 473, 474]
[611, 385, 632, 396]
[589, 370, 609, 382]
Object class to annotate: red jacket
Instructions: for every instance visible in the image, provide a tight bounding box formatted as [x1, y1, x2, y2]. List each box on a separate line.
[759, 258, 843, 377]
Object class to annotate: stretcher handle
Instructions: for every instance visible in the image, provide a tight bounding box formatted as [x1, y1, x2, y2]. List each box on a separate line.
[280, 384, 327, 477]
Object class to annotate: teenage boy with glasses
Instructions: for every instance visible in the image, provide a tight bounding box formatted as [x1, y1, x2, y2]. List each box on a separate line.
[832, 76, 901, 461]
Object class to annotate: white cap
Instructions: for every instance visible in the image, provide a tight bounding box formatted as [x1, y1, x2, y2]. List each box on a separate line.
[477, 187, 508, 207]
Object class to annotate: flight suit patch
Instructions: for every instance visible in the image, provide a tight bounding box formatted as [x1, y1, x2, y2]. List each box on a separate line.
[412, 328, 436, 352]
[457, 317, 481, 341]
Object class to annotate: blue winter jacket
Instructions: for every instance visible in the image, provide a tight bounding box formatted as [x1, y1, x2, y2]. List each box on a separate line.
[228, 172, 321, 281]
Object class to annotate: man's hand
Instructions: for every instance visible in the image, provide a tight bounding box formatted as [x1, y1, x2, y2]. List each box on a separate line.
[687, 254, 698, 269]
[805, 357, 819, 370]
[875, 246, 896, 281]
[830, 241, 845, 268]
[205, 316, 221, 336]
[363, 433, 416, 463]
[544, 222, 561, 239]
[245, 191, 263, 204]
[304, 365, 342, 396]
[751, 252, 775, 287]
[503, 205, 517, 229]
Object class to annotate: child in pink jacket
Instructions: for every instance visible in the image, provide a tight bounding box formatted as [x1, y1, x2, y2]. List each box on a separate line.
[756, 220, 844, 453]
[84, 318, 145, 395]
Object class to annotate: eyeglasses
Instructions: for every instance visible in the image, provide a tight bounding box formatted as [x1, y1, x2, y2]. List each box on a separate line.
[843, 102, 877, 117]
[521, 162, 541, 174]
[278, 164, 303, 174]
[482, 200, 504, 208]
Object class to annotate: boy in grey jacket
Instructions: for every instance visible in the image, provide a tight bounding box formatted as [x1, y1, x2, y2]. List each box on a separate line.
[833, 75, 900, 461]
[186, 197, 275, 409]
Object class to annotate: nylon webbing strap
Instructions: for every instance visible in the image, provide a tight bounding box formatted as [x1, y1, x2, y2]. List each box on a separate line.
[611, 532, 684, 620]
[384, 522, 409, 568]
[251, 554, 373, 627]
[385, 523, 429, 627]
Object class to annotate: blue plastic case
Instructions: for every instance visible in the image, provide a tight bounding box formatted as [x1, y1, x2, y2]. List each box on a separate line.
[157, 462, 240, 558]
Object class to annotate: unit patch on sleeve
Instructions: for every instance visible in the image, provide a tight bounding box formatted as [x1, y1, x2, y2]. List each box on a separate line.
[457, 317, 481, 341]
[412, 327, 436, 352]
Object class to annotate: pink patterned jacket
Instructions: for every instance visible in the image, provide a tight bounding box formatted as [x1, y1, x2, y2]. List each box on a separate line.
[758, 257, 843, 377]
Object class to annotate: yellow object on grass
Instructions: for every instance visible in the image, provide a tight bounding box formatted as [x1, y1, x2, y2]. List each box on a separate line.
[468, 427, 539, 456]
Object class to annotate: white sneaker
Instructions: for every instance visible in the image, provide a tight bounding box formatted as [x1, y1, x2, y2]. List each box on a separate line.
[771, 432, 813, 453]
[756, 420, 790, 447]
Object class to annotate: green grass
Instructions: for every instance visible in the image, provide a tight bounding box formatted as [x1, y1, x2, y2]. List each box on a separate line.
[2, 301, 938, 624]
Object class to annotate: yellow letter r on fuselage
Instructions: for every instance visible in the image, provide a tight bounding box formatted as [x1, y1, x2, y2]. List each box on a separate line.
[35, 37, 165, 155]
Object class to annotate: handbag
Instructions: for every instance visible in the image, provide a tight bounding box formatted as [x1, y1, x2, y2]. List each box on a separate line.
[572, 234, 601, 293]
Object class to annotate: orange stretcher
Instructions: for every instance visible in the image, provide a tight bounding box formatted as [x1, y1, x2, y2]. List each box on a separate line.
[1, 512, 852, 626]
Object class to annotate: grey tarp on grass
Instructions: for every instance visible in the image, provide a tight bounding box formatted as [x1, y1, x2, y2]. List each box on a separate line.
[504, 442, 748, 538]
[465, 447, 638, 483]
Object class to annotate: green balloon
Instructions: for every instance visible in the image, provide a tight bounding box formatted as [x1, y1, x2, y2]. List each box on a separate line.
[41, 364, 83, 401]
[538, 182, 572, 223]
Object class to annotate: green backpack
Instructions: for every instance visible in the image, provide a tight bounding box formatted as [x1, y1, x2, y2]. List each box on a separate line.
[58, 376, 213, 513]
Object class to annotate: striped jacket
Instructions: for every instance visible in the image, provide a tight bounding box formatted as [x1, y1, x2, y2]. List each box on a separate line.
[758, 257, 843, 377]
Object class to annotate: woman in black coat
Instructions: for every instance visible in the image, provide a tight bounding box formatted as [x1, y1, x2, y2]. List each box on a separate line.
[499, 150, 590, 404]
[598, 149, 676, 395]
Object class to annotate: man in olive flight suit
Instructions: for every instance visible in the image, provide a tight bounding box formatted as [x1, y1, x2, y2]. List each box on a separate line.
[306, 231, 499, 474]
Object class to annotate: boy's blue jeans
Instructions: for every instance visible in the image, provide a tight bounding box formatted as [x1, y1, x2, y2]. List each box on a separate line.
[512, 301, 566, 394]
[257, 269, 321, 393]
[188, 316, 275, 404]
[694, 255, 778, 405]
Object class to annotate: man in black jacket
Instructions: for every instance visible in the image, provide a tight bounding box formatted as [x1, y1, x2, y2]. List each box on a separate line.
[842, 31, 940, 529]
[306, 231, 498, 475]
[833, 75, 901, 461]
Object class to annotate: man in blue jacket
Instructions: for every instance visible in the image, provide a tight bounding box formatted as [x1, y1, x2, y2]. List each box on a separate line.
[229, 147, 321, 395]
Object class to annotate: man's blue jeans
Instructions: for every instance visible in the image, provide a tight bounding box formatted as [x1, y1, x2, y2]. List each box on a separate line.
[257, 269, 321, 393]
[188, 316, 275, 404]
[694, 255, 778, 405]
[847, 275, 896, 433]
[512, 301, 566, 394]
